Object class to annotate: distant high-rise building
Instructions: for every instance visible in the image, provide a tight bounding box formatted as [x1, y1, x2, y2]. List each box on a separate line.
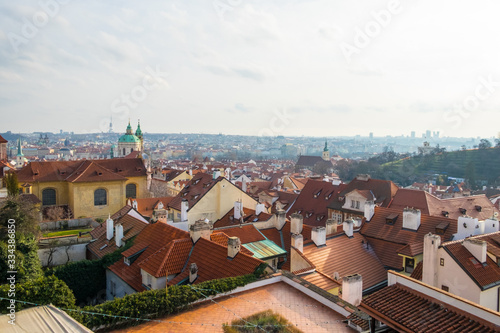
[433, 131, 439, 138]
[109, 116, 114, 133]
[426, 130, 431, 139]
[369, 132, 373, 139]
[411, 131, 415, 138]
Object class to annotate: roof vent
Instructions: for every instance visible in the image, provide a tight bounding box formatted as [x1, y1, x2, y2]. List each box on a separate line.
[385, 213, 398, 225]
[442, 211, 449, 217]
[475, 205, 482, 212]
[459, 208, 467, 215]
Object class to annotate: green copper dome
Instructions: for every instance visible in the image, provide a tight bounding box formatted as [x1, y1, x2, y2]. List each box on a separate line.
[118, 134, 141, 143]
[135, 122, 142, 136]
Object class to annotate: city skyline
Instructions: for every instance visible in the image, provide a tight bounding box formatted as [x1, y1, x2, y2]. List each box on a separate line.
[2, 1, 500, 138]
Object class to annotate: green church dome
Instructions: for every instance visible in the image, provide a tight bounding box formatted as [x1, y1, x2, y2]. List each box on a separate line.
[118, 134, 141, 143]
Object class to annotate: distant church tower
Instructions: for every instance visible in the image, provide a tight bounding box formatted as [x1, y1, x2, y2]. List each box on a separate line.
[135, 120, 143, 153]
[16, 138, 25, 169]
[115, 120, 142, 158]
[322, 140, 330, 161]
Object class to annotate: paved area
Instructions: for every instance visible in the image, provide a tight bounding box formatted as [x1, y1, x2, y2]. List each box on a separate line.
[113, 282, 355, 333]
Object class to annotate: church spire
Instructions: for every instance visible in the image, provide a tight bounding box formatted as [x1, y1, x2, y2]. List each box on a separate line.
[17, 138, 24, 157]
[323, 140, 328, 152]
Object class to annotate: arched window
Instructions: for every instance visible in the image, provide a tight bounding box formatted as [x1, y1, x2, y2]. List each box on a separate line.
[42, 188, 56, 206]
[123, 148, 126, 156]
[94, 189, 107, 206]
[126, 184, 136, 198]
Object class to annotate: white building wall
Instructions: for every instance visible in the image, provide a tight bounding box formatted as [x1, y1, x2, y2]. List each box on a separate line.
[106, 269, 136, 300]
[480, 286, 500, 312]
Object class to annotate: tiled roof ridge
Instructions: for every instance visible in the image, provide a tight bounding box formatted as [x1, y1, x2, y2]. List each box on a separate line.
[442, 230, 500, 247]
[142, 238, 192, 277]
[64, 160, 90, 182]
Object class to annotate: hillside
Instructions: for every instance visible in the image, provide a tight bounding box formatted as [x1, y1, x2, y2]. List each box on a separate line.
[377, 147, 500, 186]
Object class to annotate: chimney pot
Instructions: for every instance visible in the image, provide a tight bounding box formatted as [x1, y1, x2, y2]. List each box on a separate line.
[291, 213, 303, 234]
[227, 237, 241, 258]
[106, 214, 113, 240]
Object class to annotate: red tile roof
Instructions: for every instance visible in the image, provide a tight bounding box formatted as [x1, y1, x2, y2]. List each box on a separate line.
[361, 283, 499, 333]
[288, 179, 344, 227]
[389, 188, 441, 215]
[139, 238, 192, 278]
[87, 213, 149, 259]
[360, 206, 457, 268]
[0, 135, 7, 143]
[410, 261, 423, 280]
[168, 173, 222, 211]
[132, 197, 174, 218]
[303, 232, 387, 290]
[443, 234, 500, 290]
[301, 271, 341, 291]
[328, 176, 398, 210]
[16, 158, 147, 183]
[168, 237, 263, 286]
[212, 224, 266, 244]
[209, 232, 255, 256]
[108, 222, 190, 291]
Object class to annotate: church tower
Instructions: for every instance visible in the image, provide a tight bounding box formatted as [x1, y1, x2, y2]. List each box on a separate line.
[16, 138, 25, 169]
[135, 120, 143, 153]
[117, 120, 141, 157]
[322, 140, 330, 161]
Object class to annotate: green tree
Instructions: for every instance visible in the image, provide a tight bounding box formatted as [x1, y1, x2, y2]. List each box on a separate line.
[478, 139, 492, 149]
[0, 198, 41, 240]
[4, 172, 19, 197]
[465, 161, 477, 190]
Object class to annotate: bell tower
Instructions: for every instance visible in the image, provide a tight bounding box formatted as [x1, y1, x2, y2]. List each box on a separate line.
[322, 140, 330, 161]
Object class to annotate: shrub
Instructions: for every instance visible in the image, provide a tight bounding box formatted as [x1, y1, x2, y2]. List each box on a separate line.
[0, 275, 76, 313]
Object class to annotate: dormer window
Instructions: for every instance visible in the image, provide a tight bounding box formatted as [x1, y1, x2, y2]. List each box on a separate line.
[475, 205, 482, 212]
[442, 211, 449, 217]
[459, 208, 467, 215]
[386, 213, 398, 225]
[306, 212, 313, 218]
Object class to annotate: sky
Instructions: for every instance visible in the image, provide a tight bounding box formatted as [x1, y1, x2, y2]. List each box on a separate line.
[1, 0, 500, 138]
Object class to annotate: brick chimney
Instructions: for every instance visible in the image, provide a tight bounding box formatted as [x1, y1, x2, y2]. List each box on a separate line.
[189, 263, 198, 283]
[106, 214, 113, 240]
[227, 237, 241, 259]
[181, 199, 188, 222]
[422, 233, 441, 287]
[190, 219, 212, 243]
[403, 208, 421, 231]
[291, 233, 303, 253]
[343, 219, 354, 238]
[291, 213, 303, 234]
[463, 238, 487, 264]
[115, 223, 124, 247]
[342, 274, 363, 306]
[274, 209, 286, 230]
[364, 200, 375, 221]
[325, 218, 337, 235]
[311, 226, 326, 247]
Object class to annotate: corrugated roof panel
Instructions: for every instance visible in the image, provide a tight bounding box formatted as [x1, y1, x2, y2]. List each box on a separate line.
[243, 240, 287, 259]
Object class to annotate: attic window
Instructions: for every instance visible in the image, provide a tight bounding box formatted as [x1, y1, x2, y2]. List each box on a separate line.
[253, 217, 259, 222]
[193, 179, 200, 185]
[386, 213, 399, 225]
[306, 212, 313, 218]
[136, 167, 142, 171]
[316, 215, 324, 221]
[459, 208, 467, 215]
[475, 205, 482, 212]
[442, 211, 449, 217]
[203, 183, 211, 188]
[469, 257, 484, 269]
[182, 192, 188, 197]
[297, 210, 302, 214]
[313, 190, 322, 198]
[97, 171, 103, 176]
[33, 171, 39, 175]
[325, 193, 332, 200]
[193, 194, 199, 200]
[99, 244, 108, 250]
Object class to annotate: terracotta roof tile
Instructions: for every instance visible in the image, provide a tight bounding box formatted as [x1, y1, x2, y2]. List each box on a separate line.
[168, 173, 222, 211]
[288, 179, 344, 227]
[139, 238, 192, 277]
[132, 197, 174, 218]
[364, 237, 404, 270]
[303, 232, 387, 290]
[168, 237, 263, 286]
[410, 261, 423, 280]
[212, 224, 266, 244]
[209, 233, 254, 256]
[213, 207, 272, 229]
[361, 283, 498, 332]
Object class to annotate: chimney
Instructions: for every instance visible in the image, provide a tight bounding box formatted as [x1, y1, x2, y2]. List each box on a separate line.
[364, 200, 375, 221]
[234, 201, 243, 220]
[403, 208, 421, 231]
[332, 178, 342, 186]
[463, 239, 487, 264]
[290, 213, 303, 234]
[132, 200, 138, 210]
[325, 218, 337, 235]
[457, 216, 478, 239]
[484, 218, 499, 234]
[356, 174, 370, 181]
[189, 219, 212, 243]
[242, 180, 247, 192]
[115, 223, 124, 247]
[255, 202, 266, 215]
[422, 233, 441, 287]
[189, 263, 198, 283]
[227, 237, 241, 259]
[189, 169, 193, 177]
[311, 226, 326, 247]
[343, 219, 354, 238]
[213, 169, 221, 179]
[274, 209, 286, 230]
[291, 233, 303, 253]
[181, 199, 188, 222]
[342, 274, 363, 306]
[106, 214, 113, 240]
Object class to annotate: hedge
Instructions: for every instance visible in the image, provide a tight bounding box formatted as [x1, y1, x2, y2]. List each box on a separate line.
[46, 242, 130, 305]
[71, 274, 257, 331]
[0, 275, 76, 313]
